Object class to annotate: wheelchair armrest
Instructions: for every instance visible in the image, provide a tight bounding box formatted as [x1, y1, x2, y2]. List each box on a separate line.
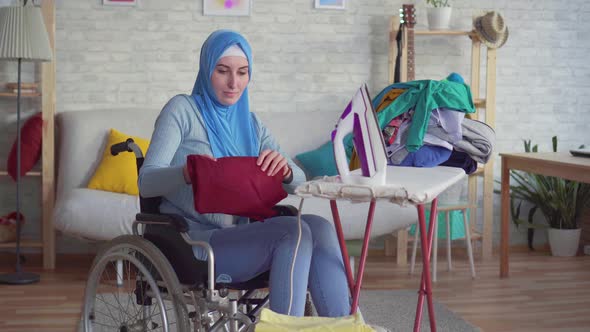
[137, 205, 296, 233]
[136, 213, 189, 233]
[272, 205, 299, 217]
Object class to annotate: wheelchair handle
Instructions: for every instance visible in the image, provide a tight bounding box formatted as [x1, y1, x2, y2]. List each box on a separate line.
[110, 138, 144, 159]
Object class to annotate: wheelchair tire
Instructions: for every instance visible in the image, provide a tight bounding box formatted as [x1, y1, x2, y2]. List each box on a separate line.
[82, 235, 191, 332]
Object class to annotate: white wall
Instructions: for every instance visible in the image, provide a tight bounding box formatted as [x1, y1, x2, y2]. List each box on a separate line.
[0, 0, 589, 252]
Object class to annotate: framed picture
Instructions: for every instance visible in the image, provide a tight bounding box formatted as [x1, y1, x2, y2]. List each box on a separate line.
[314, 0, 345, 10]
[103, 0, 138, 6]
[203, 0, 251, 16]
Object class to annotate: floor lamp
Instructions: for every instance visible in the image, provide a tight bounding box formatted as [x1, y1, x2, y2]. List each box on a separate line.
[0, 1, 52, 285]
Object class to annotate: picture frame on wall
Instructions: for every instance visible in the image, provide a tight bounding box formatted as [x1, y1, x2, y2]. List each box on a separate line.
[314, 0, 345, 10]
[203, 0, 251, 16]
[103, 0, 138, 6]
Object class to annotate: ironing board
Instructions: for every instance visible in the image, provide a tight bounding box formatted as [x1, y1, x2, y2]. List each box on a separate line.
[295, 165, 466, 332]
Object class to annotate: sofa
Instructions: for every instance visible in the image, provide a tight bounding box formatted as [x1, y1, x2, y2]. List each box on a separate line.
[53, 108, 419, 251]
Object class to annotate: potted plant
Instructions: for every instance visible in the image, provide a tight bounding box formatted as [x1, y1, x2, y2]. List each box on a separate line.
[425, 0, 452, 30]
[506, 137, 590, 256]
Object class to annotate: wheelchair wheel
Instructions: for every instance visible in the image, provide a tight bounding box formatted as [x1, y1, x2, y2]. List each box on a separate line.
[82, 235, 190, 332]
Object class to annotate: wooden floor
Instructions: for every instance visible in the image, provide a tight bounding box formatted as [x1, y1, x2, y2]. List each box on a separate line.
[1, 249, 590, 332]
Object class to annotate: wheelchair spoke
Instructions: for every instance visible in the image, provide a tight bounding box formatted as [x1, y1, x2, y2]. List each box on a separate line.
[94, 293, 126, 325]
[83, 236, 192, 332]
[88, 257, 171, 331]
[102, 260, 137, 323]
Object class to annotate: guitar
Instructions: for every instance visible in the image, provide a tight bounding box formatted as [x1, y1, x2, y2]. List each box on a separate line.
[400, 4, 416, 81]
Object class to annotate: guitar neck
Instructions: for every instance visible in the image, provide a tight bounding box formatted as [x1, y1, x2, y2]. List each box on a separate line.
[400, 3, 416, 82]
[407, 27, 415, 81]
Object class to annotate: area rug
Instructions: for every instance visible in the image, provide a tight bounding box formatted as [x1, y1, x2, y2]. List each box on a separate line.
[359, 290, 480, 332]
[80, 290, 479, 332]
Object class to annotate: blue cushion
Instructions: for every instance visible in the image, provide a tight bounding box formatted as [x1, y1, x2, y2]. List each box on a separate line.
[296, 141, 339, 179]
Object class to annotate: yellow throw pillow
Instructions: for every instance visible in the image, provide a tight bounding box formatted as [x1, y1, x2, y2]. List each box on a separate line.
[87, 128, 150, 196]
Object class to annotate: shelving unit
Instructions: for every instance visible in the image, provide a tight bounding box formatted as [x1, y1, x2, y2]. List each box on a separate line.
[0, 92, 41, 97]
[0, 1, 56, 269]
[384, 18, 496, 263]
[0, 170, 41, 177]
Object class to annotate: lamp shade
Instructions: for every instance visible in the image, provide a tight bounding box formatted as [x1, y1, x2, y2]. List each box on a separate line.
[0, 3, 52, 61]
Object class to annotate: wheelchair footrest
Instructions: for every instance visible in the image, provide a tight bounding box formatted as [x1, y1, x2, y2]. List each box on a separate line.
[238, 298, 267, 306]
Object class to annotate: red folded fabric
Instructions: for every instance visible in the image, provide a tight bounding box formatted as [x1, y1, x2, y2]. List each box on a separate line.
[187, 155, 287, 221]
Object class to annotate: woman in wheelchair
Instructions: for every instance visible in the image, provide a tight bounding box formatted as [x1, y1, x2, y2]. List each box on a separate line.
[137, 30, 350, 318]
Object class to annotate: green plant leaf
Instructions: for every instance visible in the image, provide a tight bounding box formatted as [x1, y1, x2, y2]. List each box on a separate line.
[527, 206, 538, 250]
[510, 199, 522, 228]
[524, 139, 531, 152]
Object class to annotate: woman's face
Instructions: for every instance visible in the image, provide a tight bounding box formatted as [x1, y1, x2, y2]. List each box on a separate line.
[211, 56, 249, 106]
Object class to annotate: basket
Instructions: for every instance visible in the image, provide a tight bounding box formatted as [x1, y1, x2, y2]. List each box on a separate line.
[0, 224, 17, 243]
[0, 212, 24, 243]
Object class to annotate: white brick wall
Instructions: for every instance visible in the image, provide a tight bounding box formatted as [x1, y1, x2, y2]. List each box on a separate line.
[1, 0, 589, 252]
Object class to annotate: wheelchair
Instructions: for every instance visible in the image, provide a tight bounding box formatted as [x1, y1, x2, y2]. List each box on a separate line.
[81, 139, 307, 332]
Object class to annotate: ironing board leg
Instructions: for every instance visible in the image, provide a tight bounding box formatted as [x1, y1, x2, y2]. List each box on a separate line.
[414, 199, 439, 332]
[351, 200, 376, 313]
[330, 199, 377, 315]
[330, 200, 354, 294]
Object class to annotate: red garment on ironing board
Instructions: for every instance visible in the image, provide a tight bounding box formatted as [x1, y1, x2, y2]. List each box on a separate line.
[187, 155, 287, 221]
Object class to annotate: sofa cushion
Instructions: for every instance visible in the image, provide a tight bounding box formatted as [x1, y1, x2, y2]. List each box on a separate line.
[53, 188, 138, 241]
[296, 141, 339, 179]
[55, 109, 160, 199]
[87, 128, 150, 196]
[6, 112, 42, 180]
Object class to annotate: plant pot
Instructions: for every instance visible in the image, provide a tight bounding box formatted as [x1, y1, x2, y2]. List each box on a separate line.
[548, 228, 581, 257]
[427, 7, 452, 31]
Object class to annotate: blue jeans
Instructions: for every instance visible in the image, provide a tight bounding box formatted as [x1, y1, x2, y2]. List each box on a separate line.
[209, 214, 351, 317]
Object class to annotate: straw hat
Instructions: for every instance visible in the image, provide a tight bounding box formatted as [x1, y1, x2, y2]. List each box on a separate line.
[473, 11, 508, 49]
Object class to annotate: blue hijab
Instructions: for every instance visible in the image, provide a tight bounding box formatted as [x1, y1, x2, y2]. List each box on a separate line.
[191, 30, 259, 158]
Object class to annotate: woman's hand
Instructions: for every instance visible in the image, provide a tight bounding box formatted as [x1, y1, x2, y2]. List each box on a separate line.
[257, 149, 292, 180]
[183, 155, 217, 184]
